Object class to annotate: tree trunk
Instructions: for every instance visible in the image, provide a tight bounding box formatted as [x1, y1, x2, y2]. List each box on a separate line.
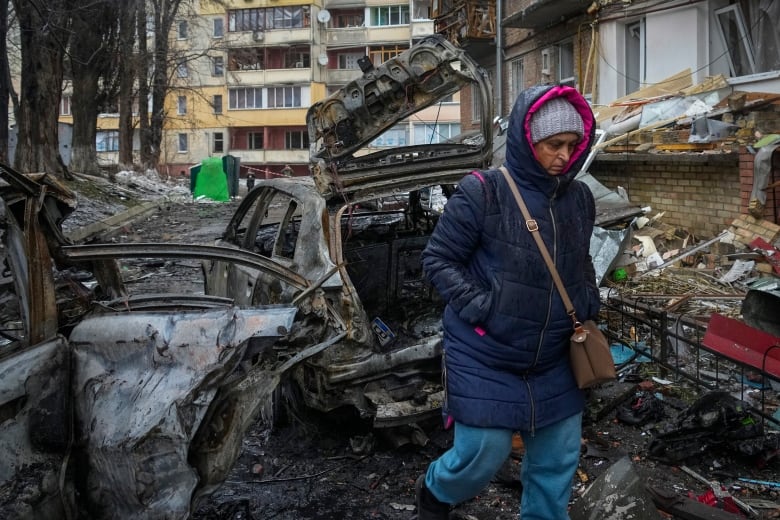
[70, 1, 119, 176]
[137, 0, 152, 169]
[11, 0, 72, 177]
[147, 0, 183, 170]
[118, 0, 137, 168]
[0, 0, 9, 164]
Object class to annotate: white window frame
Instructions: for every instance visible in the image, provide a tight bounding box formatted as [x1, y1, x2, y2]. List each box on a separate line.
[267, 86, 302, 108]
[367, 5, 410, 27]
[96, 130, 119, 152]
[714, 4, 757, 77]
[177, 95, 187, 115]
[624, 19, 645, 96]
[413, 122, 460, 144]
[60, 95, 72, 116]
[371, 125, 408, 147]
[557, 40, 575, 87]
[213, 94, 223, 114]
[229, 87, 263, 109]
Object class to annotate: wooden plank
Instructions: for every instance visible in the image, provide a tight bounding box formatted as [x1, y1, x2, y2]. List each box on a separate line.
[595, 69, 694, 124]
[655, 143, 717, 151]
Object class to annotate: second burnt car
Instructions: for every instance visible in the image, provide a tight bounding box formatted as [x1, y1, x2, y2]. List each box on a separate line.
[203, 34, 494, 436]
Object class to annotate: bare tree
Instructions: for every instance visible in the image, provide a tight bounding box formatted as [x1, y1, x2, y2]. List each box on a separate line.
[137, 0, 152, 168]
[11, 0, 74, 176]
[0, 0, 9, 164]
[118, 0, 138, 167]
[69, 0, 121, 175]
[144, 0, 184, 170]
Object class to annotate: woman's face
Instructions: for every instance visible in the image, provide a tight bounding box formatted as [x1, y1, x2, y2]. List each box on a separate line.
[533, 133, 580, 175]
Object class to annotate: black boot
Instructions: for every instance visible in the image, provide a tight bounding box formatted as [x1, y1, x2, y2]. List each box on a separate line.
[415, 474, 450, 520]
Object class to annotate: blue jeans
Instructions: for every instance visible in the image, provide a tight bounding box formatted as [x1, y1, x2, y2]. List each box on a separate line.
[425, 412, 582, 519]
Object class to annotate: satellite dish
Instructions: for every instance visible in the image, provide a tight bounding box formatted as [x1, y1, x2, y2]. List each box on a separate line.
[317, 9, 331, 24]
[317, 53, 329, 66]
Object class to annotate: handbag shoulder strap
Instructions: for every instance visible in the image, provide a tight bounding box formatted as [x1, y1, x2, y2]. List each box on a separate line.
[498, 166, 581, 324]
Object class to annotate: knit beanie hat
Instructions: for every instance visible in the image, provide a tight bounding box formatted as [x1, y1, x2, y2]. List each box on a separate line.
[529, 97, 584, 143]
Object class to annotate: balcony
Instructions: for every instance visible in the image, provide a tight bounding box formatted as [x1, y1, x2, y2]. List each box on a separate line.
[226, 68, 312, 85]
[326, 27, 368, 46]
[223, 28, 312, 48]
[365, 26, 410, 43]
[325, 68, 363, 84]
[502, 0, 592, 30]
[432, 0, 495, 60]
[227, 149, 308, 164]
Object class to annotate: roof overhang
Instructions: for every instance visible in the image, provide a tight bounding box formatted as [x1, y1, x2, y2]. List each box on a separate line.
[502, 0, 591, 29]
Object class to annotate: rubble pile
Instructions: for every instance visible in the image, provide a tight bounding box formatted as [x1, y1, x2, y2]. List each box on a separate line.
[596, 71, 780, 155]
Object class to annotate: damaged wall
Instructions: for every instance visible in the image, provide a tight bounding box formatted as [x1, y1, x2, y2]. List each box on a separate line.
[592, 146, 779, 239]
[592, 152, 742, 238]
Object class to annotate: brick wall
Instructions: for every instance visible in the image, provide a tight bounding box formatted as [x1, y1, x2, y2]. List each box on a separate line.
[591, 153, 743, 239]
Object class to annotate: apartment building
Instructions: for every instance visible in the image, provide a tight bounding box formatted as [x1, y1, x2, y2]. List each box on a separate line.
[159, 0, 469, 179]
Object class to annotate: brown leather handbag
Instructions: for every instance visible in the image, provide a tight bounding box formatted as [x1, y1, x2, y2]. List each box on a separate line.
[499, 167, 616, 389]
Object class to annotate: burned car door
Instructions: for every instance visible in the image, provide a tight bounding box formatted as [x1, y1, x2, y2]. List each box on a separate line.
[1, 163, 297, 519]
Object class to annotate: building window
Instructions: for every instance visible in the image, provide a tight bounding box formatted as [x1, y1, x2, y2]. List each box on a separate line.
[413, 122, 460, 144]
[371, 125, 408, 147]
[267, 86, 302, 108]
[624, 20, 645, 95]
[212, 56, 224, 76]
[285, 130, 309, 149]
[229, 87, 263, 109]
[214, 132, 224, 153]
[229, 48, 264, 71]
[178, 133, 188, 152]
[213, 95, 223, 114]
[369, 45, 407, 66]
[412, 0, 431, 20]
[284, 49, 310, 68]
[510, 58, 524, 102]
[96, 130, 119, 152]
[248, 132, 264, 150]
[213, 18, 224, 38]
[334, 10, 363, 28]
[176, 61, 188, 78]
[471, 84, 482, 122]
[558, 40, 575, 86]
[337, 52, 363, 69]
[60, 95, 72, 116]
[369, 5, 409, 26]
[177, 20, 188, 39]
[227, 7, 311, 31]
[177, 95, 187, 115]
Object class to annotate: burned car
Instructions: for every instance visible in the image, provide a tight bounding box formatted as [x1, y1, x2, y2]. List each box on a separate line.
[202, 35, 642, 439]
[0, 164, 297, 519]
[203, 35, 494, 435]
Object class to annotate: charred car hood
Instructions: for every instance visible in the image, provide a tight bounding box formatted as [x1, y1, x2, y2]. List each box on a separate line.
[307, 34, 494, 203]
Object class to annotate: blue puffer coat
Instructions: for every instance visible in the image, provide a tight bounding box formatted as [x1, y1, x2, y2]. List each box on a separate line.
[422, 85, 600, 432]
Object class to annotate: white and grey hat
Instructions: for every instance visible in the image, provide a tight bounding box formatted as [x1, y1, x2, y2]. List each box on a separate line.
[529, 97, 584, 144]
